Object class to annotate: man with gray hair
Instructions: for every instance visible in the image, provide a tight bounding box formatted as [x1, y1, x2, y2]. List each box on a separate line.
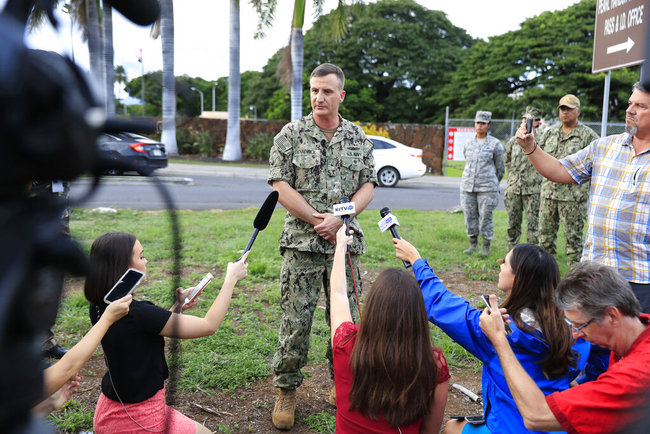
[480, 261, 650, 433]
[516, 82, 650, 312]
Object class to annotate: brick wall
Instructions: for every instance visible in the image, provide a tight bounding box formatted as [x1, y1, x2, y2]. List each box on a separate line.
[182, 118, 445, 174]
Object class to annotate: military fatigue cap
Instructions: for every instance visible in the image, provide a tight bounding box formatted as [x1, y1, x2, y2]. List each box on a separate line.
[475, 111, 492, 123]
[558, 94, 580, 109]
[523, 106, 541, 120]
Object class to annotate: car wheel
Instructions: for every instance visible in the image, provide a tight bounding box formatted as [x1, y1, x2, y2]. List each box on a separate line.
[377, 166, 399, 187]
[105, 169, 123, 176]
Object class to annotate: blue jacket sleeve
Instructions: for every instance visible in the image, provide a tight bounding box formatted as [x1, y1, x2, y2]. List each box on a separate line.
[413, 258, 496, 362]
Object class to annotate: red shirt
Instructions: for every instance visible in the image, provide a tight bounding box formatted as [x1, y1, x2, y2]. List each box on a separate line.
[333, 322, 450, 433]
[546, 314, 650, 434]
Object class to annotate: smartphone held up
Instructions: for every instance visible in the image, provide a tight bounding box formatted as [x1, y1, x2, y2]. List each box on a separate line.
[525, 117, 534, 134]
[481, 294, 513, 335]
[183, 272, 214, 307]
[104, 268, 145, 304]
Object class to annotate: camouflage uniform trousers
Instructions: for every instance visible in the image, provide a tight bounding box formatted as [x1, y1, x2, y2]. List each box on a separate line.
[538, 197, 587, 268]
[272, 248, 362, 390]
[460, 191, 499, 240]
[504, 191, 541, 251]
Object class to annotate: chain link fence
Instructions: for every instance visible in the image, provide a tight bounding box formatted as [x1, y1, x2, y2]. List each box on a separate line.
[443, 118, 626, 175]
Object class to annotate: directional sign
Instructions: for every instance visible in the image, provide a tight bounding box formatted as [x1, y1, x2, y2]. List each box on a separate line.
[593, 0, 647, 73]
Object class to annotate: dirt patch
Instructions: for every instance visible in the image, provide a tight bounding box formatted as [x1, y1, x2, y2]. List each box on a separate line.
[63, 268, 494, 433]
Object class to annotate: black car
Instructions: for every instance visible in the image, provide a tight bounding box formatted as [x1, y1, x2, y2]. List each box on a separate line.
[98, 132, 168, 175]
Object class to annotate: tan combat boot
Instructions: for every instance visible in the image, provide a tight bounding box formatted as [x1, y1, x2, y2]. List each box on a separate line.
[272, 388, 296, 430]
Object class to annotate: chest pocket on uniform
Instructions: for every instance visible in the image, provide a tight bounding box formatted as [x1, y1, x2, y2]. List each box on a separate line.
[293, 149, 321, 169]
[341, 151, 363, 172]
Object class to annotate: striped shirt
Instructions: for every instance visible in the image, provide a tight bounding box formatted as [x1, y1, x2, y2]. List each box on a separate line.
[561, 133, 650, 283]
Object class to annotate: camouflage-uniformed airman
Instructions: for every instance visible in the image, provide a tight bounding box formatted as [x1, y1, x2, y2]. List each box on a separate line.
[268, 63, 376, 429]
[461, 110, 505, 257]
[537, 95, 599, 267]
[504, 107, 543, 251]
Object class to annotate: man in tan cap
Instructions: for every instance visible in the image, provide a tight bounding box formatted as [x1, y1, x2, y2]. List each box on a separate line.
[535, 94, 598, 267]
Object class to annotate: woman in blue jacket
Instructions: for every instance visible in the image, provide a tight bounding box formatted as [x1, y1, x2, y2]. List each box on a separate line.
[393, 241, 590, 434]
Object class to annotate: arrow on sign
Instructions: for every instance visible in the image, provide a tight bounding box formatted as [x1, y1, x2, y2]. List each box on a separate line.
[607, 37, 635, 54]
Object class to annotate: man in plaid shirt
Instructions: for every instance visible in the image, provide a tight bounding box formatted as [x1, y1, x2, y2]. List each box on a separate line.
[515, 82, 650, 313]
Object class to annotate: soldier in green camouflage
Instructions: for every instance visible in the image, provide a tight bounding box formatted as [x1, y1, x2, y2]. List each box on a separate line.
[537, 95, 599, 267]
[268, 63, 376, 429]
[504, 107, 543, 252]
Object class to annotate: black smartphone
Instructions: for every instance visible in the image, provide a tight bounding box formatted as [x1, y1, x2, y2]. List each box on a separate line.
[104, 268, 145, 304]
[449, 415, 485, 425]
[525, 117, 534, 134]
[465, 415, 486, 425]
[481, 294, 513, 335]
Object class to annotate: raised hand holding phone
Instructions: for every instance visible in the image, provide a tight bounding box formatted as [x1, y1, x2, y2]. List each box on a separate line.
[103, 268, 145, 304]
[481, 294, 513, 335]
[182, 272, 214, 308]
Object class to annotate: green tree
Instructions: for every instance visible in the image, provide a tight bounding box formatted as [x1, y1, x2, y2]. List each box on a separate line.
[240, 49, 285, 119]
[125, 71, 163, 116]
[302, 0, 474, 123]
[438, 0, 639, 122]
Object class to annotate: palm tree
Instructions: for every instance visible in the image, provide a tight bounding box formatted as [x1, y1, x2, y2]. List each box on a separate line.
[114, 65, 127, 114]
[223, 0, 241, 161]
[159, 0, 178, 154]
[103, 2, 115, 116]
[85, 0, 103, 101]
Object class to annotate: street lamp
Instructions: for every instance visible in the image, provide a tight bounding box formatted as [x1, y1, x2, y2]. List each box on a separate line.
[212, 83, 217, 112]
[190, 87, 204, 114]
[249, 105, 257, 120]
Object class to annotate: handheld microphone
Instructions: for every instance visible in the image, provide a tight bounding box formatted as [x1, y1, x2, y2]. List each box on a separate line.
[238, 190, 278, 261]
[333, 197, 356, 251]
[378, 207, 411, 268]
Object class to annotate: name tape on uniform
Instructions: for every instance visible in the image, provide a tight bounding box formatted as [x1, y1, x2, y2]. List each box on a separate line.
[333, 202, 356, 216]
[378, 213, 400, 232]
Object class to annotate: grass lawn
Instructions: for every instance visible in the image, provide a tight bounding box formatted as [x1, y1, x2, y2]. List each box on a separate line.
[50, 208, 569, 431]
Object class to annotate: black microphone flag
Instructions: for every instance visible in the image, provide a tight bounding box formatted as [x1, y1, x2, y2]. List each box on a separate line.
[379, 207, 411, 268]
[238, 191, 278, 260]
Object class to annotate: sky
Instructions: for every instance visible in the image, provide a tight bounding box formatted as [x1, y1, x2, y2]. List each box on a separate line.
[15, 0, 583, 84]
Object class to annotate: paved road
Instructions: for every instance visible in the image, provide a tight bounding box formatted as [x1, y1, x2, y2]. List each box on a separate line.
[70, 163, 506, 211]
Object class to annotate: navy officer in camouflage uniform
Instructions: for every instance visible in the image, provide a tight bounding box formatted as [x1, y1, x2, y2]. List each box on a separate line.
[537, 95, 598, 267]
[504, 107, 543, 251]
[461, 110, 505, 257]
[267, 63, 376, 430]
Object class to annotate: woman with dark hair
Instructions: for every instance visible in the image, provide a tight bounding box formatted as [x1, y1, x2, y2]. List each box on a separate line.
[84, 232, 249, 434]
[330, 227, 449, 433]
[393, 240, 591, 434]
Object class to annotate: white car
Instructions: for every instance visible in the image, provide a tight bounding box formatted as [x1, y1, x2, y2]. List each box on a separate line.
[367, 135, 427, 187]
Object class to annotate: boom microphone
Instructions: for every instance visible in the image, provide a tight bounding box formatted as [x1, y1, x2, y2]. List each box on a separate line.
[379, 207, 411, 268]
[106, 0, 161, 26]
[238, 190, 278, 260]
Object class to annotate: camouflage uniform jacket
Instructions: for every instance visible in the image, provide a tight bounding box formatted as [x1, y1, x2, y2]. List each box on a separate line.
[461, 135, 505, 192]
[268, 113, 377, 255]
[539, 123, 599, 202]
[504, 131, 543, 195]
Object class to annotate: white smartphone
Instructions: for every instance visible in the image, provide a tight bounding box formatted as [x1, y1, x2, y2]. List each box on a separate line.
[183, 272, 214, 306]
[104, 268, 145, 304]
[481, 294, 513, 335]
